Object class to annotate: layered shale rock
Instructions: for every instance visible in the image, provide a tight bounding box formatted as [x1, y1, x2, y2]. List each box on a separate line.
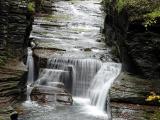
[110, 73, 160, 105]
[0, 0, 33, 54]
[31, 83, 73, 105]
[0, 0, 33, 118]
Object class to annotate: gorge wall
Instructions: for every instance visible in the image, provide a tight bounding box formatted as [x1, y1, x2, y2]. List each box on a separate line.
[104, 0, 160, 119]
[104, 0, 160, 79]
[0, 0, 33, 118]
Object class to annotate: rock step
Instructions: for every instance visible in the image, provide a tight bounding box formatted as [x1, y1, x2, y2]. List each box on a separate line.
[110, 73, 160, 106]
[31, 84, 73, 105]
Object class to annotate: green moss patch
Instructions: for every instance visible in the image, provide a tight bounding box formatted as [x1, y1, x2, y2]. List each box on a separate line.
[0, 49, 15, 67]
[149, 110, 160, 120]
[104, 0, 160, 27]
[27, 1, 36, 13]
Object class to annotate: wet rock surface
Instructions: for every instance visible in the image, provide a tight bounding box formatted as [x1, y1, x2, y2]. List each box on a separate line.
[31, 84, 73, 105]
[30, 0, 112, 62]
[110, 73, 160, 105]
[0, 106, 17, 120]
[0, 59, 27, 106]
[110, 72, 160, 119]
[111, 102, 159, 120]
[0, 0, 32, 118]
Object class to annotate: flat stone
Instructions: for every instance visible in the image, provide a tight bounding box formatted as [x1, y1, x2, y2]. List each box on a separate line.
[31, 85, 73, 105]
[110, 73, 160, 105]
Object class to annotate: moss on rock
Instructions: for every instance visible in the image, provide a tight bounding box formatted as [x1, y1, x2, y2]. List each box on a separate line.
[149, 110, 160, 120]
[104, 0, 160, 27]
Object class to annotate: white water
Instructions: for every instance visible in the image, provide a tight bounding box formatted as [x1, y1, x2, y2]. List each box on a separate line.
[48, 57, 102, 97]
[36, 69, 67, 85]
[26, 47, 34, 101]
[35, 57, 121, 117]
[89, 63, 122, 112]
[27, 47, 34, 85]
[22, 0, 122, 119]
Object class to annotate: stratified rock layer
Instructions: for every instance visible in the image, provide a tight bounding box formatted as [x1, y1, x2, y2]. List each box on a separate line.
[0, 0, 33, 118]
[0, 59, 27, 106]
[31, 83, 73, 105]
[110, 73, 160, 105]
[0, 0, 32, 53]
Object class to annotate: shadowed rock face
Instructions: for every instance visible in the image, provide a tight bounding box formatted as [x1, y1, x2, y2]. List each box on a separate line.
[104, 0, 160, 79]
[0, 0, 33, 118]
[0, 0, 32, 53]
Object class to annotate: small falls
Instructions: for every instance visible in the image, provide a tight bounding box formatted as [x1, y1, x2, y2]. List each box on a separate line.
[22, 0, 122, 119]
[34, 57, 121, 116]
[27, 47, 34, 85]
[26, 47, 34, 101]
[47, 57, 102, 97]
[89, 63, 121, 111]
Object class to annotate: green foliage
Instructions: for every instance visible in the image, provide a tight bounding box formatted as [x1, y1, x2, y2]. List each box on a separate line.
[0, 116, 4, 120]
[27, 2, 35, 13]
[105, 0, 160, 27]
[0, 50, 14, 67]
[0, 56, 7, 66]
[116, 0, 125, 13]
[144, 10, 160, 27]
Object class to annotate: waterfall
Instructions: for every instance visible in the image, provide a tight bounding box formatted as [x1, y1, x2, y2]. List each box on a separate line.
[88, 63, 122, 111]
[26, 47, 34, 101]
[47, 57, 102, 97]
[32, 56, 121, 117]
[27, 47, 34, 85]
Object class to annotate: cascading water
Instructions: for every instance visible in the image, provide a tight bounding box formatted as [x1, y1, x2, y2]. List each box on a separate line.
[47, 57, 102, 97]
[20, 0, 122, 119]
[88, 63, 121, 116]
[26, 47, 34, 101]
[35, 56, 121, 118]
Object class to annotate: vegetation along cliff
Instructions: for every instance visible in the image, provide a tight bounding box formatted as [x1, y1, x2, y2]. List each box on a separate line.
[103, 0, 160, 119]
[104, 0, 160, 79]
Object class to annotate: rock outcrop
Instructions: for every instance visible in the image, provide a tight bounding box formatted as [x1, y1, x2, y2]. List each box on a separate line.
[110, 73, 160, 119]
[104, 0, 160, 79]
[104, 0, 160, 119]
[0, 0, 33, 55]
[0, 0, 33, 118]
[110, 73, 160, 105]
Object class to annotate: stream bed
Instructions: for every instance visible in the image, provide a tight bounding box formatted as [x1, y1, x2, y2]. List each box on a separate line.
[19, 0, 121, 120]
